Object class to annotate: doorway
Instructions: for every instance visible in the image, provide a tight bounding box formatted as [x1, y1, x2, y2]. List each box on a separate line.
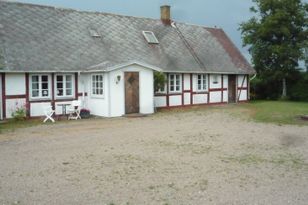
[124, 72, 140, 114]
[228, 75, 236, 103]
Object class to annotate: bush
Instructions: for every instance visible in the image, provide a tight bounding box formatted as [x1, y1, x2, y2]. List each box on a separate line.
[11, 105, 26, 121]
[250, 70, 307, 101]
[80, 108, 91, 118]
[289, 73, 308, 101]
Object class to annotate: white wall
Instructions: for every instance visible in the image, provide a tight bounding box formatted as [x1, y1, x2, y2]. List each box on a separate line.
[5, 73, 25, 95]
[193, 94, 207, 104]
[81, 73, 109, 117]
[183, 74, 190, 90]
[30, 102, 52, 117]
[169, 95, 182, 106]
[209, 74, 222, 89]
[109, 64, 154, 117]
[237, 75, 247, 87]
[154, 96, 167, 107]
[184, 93, 191, 105]
[6, 98, 26, 118]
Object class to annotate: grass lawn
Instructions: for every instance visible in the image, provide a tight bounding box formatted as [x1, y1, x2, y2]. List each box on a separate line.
[244, 100, 308, 125]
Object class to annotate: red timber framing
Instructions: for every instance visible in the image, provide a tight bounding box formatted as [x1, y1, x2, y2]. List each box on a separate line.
[1, 73, 6, 119]
[25, 73, 30, 117]
[190, 73, 193, 105]
[0, 72, 80, 119]
[237, 75, 248, 102]
[154, 73, 230, 109]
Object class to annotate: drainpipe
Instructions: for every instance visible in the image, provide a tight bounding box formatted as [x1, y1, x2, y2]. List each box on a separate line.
[250, 73, 257, 81]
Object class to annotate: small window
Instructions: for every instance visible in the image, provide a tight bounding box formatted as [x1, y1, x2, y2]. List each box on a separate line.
[169, 74, 181, 92]
[55, 74, 74, 98]
[142, 31, 159, 44]
[197, 74, 207, 91]
[30, 74, 51, 99]
[92, 74, 104, 97]
[88, 28, 101, 38]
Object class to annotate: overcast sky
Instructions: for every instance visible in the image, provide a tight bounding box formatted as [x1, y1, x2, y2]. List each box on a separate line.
[12, 0, 255, 61]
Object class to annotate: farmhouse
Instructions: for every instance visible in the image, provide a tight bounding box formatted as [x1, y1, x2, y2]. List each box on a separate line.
[0, 1, 256, 119]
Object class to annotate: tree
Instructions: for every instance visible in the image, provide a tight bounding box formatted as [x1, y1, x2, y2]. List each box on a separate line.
[154, 72, 166, 93]
[240, 0, 308, 99]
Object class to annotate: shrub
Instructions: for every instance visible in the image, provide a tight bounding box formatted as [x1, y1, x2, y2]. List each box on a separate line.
[154, 71, 166, 92]
[11, 104, 26, 121]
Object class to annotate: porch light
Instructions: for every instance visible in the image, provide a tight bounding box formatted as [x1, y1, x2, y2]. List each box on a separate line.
[116, 75, 121, 84]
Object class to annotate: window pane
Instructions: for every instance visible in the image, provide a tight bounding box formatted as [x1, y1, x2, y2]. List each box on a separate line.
[57, 82, 63, 89]
[57, 89, 63, 96]
[32, 76, 39, 83]
[42, 90, 49, 97]
[66, 75, 72, 82]
[42, 82, 48, 90]
[66, 82, 72, 89]
[56, 75, 63, 82]
[32, 90, 39, 97]
[32, 82, 39, 90]
[66, 89, 72, 96]
[42, 75, 48, 82]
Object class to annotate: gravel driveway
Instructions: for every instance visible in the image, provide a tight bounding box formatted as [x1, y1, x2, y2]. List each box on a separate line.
[0, 106, 307, 205]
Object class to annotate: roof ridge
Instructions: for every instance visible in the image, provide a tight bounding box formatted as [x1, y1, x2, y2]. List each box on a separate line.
[0, 0, 162, 22]
[0, 0, 222, 30]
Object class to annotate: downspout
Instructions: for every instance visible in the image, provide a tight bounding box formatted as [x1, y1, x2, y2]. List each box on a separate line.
[107, 72, 111, 117]
[250, 73, 257, 81]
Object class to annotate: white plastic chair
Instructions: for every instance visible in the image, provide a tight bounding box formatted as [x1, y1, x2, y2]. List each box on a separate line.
[43, 105, 55, 123]
[67, 100, 82, 120]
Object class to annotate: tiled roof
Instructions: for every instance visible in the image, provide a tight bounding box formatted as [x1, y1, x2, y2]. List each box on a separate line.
[0, 1, 255, 74]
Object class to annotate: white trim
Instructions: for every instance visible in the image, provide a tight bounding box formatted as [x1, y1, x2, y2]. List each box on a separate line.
[91, 73, 104, 98]
[54, 73, 75, 99]
[29, 74, 52, 100]
[196, 74, 208, 92]
[86, 61, 163, 72]
[142, 31, 159, 44]
[168, 73, 182, 93]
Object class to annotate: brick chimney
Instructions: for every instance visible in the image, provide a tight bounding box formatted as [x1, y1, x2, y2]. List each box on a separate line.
[160, 5, 171, 25]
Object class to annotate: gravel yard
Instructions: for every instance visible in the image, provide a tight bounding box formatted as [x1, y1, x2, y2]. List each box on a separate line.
[0, 106, 307, 205]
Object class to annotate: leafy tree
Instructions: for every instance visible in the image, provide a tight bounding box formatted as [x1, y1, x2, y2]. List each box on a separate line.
[154, 72, 166, 92]
[240, 0, 308, 98]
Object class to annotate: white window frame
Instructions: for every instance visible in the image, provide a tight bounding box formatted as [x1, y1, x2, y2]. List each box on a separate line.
[91, 73, 104, 98]
[168, 74, 182, 93]
[29, 74, 51, 100]
[142, 31, 159, 44]
[196, 74, 208, 92]
[55, 74, 75, 99]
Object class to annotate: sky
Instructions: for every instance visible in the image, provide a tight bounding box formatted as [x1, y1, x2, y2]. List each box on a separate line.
[11, 0, 255, 61]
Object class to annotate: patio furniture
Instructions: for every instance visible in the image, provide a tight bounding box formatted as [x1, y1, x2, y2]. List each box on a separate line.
[43, 105, 55, 123]
[67, 100, 82, 120]
[57, 103, 72, 119]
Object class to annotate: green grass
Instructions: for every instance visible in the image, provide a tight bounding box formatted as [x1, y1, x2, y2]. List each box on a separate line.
[243, 100, 308, 125]
[0, 119, 46, 134]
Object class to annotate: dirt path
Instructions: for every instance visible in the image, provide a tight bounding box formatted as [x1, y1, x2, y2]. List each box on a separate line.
[0, 108, 307, 205]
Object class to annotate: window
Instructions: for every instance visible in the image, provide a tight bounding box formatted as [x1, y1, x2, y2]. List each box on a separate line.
[88, 28, 101, 38]
[169, 74, 181, 92]
[92, 74, 104, 96]
[142, 31, 159, 44]
[56, 74, 74, 98]
[30, 74, 51, 99]
[197, 74, 207, 91]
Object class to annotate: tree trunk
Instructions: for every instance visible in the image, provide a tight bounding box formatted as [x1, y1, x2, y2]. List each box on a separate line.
[282, 78, 287, 98]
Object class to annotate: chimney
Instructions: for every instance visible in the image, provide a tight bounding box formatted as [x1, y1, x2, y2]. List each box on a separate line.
[160, 5, 171, 24]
